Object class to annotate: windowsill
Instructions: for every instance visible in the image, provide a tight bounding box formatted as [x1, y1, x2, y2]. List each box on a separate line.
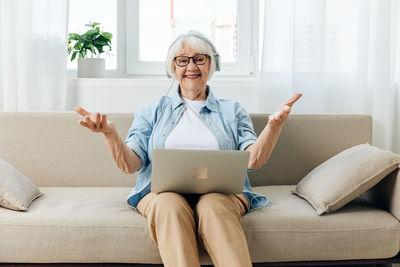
[67, 71, 262, 83]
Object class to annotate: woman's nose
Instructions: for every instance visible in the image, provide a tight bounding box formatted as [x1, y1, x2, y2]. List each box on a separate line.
[187, 58, 198, 69]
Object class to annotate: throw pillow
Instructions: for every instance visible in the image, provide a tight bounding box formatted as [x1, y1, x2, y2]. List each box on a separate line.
[0, 158, 42, 211]
[292, 144, 400, 215]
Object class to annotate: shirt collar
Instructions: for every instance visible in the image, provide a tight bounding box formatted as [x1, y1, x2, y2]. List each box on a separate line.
[171, 86, 184, 110]
[171, 85, 218, 112]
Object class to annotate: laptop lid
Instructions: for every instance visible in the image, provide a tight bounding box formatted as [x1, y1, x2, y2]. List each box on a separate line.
[151, 149, 250, 194]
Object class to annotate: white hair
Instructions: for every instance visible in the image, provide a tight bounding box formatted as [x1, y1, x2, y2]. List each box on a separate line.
[166, 31, 217, 80]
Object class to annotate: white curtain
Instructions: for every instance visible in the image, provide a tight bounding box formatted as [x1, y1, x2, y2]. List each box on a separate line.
[0, 0, 69, 111]
[259, 0, 400, 153]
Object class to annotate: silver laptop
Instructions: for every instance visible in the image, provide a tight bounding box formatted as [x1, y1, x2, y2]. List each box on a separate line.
[151, 149, 250, 194]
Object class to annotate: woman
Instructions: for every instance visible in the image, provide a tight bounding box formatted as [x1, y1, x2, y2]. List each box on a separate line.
[75, 31, 301, 267]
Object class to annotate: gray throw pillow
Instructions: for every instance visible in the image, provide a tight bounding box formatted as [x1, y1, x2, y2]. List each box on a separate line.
[292, 144, 400, 215]
[0, 158, 42, 211]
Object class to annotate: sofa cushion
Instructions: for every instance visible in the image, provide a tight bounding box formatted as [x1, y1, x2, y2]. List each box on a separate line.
[0, 187, 164, 264]
[292, 144, 400, 215]
[0, 158, 42, 211]
[0, 186, 399, 263]
[245, 186, 400, 262]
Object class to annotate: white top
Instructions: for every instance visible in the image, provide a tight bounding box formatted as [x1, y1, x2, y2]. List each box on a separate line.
[165, 97, 219, 150]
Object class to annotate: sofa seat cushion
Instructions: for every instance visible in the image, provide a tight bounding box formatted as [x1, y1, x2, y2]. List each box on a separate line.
[0, 186, 399, 264]
[246, 186, 400, 262]
[0, 187, 163, 264]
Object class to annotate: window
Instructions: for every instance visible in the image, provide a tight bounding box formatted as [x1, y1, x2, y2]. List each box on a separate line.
[68, 0, 117, 70]
[126, 0, 258, 77]
[138, 0, 237, 62]
[68, 0, 259, 77]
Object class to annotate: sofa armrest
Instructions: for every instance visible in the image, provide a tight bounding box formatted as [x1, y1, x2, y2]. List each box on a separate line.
[362, 168, 400, 221]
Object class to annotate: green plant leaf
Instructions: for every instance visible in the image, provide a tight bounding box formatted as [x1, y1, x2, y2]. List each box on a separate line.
[87, 43, 96, 55]
[93, 39, 108, 46]
[68, 21, 112, 59]
[80, 35, 90, 42]
[84, 29, 99, 39]
[95, 44, 104, 53]
[71, 51, 78, 62]
[102, 32, 113, 40]
[68, 33, 81, 40]
[96, 35, 111, 43]
[74, 41, 82, 50]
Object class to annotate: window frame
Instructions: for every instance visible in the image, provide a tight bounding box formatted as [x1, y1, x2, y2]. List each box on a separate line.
[67, 0, 126, 77]
[125, 0, 259, 77]
[67, 0, 260, 79]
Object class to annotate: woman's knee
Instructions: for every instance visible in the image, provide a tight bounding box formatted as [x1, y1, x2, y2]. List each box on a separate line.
[151, 192, 194, 218]
[196, 193, 239, 218]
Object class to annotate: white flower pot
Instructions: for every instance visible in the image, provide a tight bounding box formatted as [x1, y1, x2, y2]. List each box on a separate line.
[78, 58, 105, 78]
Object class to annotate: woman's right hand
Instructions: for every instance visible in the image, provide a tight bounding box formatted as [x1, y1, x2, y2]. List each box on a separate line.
[75, 106, 140, 173]
[74, 106, 115, 135]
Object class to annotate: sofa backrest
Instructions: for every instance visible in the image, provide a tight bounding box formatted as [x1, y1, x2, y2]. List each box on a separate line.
[249, 114, 372, 186]
[0, 112, 371, 187]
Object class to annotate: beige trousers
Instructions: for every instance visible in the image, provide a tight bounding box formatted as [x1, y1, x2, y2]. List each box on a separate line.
[137, 191, 252, 267]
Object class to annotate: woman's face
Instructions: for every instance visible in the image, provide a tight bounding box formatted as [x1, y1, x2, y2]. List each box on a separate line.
[174, 42, 210, 97]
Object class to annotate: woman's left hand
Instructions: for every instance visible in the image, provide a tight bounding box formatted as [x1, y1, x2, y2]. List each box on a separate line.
[268, 93, 302, 127]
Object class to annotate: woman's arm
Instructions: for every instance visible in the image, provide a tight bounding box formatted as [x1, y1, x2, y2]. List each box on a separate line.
[74, 106, 141, 174]
[103, 129, 142, 174]
[246, 94, 302, 170]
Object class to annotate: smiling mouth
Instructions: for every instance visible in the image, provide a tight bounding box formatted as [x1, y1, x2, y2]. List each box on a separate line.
[184, 74, 201, 79]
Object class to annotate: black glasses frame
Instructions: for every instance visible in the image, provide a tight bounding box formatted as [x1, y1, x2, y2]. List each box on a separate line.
[173, 54, 209, 67]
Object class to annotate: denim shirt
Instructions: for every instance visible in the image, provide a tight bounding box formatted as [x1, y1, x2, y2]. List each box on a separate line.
[125, 86, 268, 212]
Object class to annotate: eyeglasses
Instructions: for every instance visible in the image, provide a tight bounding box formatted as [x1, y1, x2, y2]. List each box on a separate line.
[174, 54, 209, 67]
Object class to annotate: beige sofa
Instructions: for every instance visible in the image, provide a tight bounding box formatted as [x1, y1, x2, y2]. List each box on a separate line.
[0, 112, 400, 266]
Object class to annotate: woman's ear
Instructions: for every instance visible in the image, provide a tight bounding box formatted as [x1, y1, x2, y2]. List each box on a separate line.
[173, 65, 177, 77]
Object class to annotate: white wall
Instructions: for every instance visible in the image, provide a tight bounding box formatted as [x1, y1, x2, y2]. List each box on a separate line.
[67, 78, 261, 114]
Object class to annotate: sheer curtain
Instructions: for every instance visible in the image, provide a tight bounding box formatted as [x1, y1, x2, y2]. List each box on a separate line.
[259, 0, 400, 152]
[0, 0, 69, 111]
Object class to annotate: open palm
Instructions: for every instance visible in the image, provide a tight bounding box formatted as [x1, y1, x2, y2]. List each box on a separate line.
[74, 106, 114, 134]
[268, 93, 302, 127]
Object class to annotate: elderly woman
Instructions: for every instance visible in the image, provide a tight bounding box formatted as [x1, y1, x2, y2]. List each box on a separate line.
[75, 31, 301, 267]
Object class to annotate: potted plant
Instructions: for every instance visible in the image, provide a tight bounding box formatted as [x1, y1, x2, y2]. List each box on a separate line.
[68, 22, 113, 78]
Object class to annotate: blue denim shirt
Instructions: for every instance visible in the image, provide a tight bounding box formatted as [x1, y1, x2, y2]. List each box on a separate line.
[125, 86, 268, 212]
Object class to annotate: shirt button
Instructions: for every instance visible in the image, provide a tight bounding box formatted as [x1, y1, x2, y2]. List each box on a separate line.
[171, 120, 174, 124]
[162, 133, 165, 137]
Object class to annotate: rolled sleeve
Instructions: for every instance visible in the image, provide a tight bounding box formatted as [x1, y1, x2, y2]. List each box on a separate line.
[235, 103, 257, 151]
[125, 141, 147, 172]
[124, 102, 158, 172]
[240, 139, 256, 151]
